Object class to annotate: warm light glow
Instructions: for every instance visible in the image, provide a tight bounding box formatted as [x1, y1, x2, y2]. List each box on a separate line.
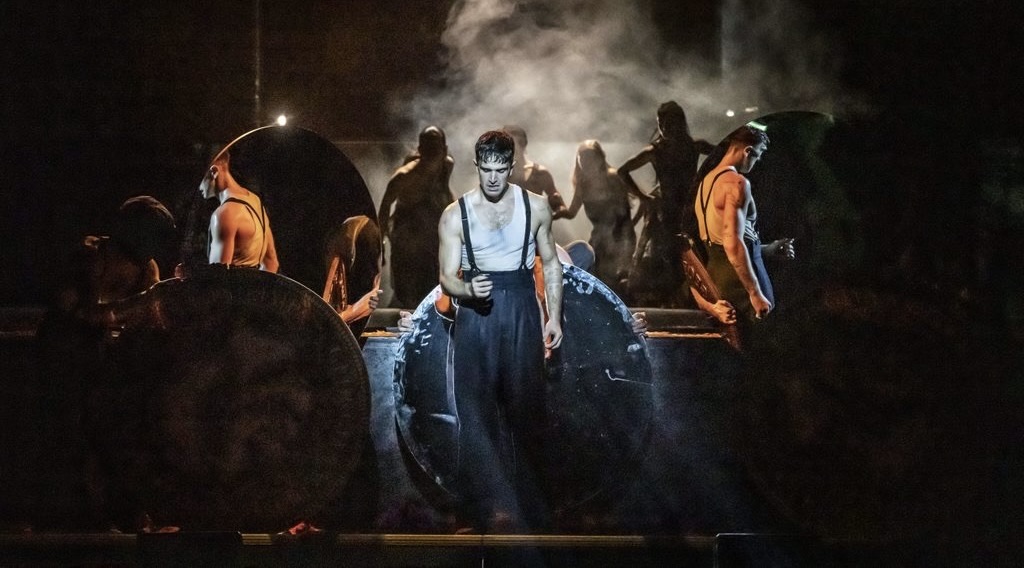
[276, 115, 287, 126]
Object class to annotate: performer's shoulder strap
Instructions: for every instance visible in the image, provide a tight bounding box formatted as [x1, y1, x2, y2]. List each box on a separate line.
[224, 195, 268, 259]
[699, 170, 733, 244]
[520, 187, 532, 270]
[458, 196, 478, 273]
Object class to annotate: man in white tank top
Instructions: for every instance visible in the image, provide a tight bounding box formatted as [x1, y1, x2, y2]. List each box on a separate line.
[200, 150, 279, 272]
[437, 130, 562, 531]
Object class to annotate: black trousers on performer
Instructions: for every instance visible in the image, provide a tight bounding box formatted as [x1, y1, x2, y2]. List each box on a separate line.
[451, 269, 550, 531]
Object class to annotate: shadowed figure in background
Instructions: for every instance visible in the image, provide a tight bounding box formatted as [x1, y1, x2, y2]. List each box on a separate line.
[503, 125, 569, 220]
[322, 215, 382, 330]
[437, 130, 563, 533]
[379, 126, 455, 308]
[32, 196, 178, 532]
[54, 196, 178, 313]
[619, 101, 714, 307]
[200, 151, 279, 272]
[563, 139, 637, 299]
[694, 125, 795, 324]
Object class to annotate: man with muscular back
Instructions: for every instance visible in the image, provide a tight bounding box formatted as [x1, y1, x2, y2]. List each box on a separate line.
[200, 151, 279, 272]
[695, 125, 794, 322]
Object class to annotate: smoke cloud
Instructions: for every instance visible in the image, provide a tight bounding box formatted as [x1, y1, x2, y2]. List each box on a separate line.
[389, 0, 846, 243]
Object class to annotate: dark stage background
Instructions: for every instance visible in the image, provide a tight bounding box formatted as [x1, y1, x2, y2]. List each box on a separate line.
[2, 0, 1023, 564]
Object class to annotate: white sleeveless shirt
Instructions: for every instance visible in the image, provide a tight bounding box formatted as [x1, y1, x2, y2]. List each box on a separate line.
[460, 184, 536, 271]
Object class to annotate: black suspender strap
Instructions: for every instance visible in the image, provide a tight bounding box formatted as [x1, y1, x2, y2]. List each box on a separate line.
[458, 196, 479, 275]
[224, 195, 268, 260]
[519, 187, 531, 270]
[224, 197, 266, 234]
[698, 170, 732, 245]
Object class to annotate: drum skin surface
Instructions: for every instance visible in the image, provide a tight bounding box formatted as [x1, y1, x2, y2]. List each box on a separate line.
[393, 264, 654, 513]
[86, 267, 370, 531]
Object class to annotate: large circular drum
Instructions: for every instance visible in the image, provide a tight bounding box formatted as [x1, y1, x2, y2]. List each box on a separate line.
[181, 125, 380, 336]
[86, 267, 370, 531]
[393, 264, 654, 514]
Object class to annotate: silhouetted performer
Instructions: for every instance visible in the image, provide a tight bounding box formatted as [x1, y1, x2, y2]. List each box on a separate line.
[33, 196, 177, 531]
[52, 196, 177, 317]
[503, 125, 569, 219]
[564, 139, 636, 298]
[323, 215, 382, 329]
[438, 130, 563, 532]
[379, 126, 455, 307]
[619, 101, 714, 306]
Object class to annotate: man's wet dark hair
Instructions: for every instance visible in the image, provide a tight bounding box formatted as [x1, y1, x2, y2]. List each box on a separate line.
[475, 130, 515, 164]
[692, 124, 771, 194]
[727, 125, 770, 149]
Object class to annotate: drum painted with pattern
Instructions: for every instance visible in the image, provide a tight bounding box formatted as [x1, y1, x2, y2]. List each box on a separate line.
[393, 264, 654, 513]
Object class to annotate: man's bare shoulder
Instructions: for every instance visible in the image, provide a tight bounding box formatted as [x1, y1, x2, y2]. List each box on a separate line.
[387, 162, 417, 184]
[530, 165, 556, 186]
[212, 200, 239, 218]
[710, 170, 749, 206]
[620, 144, 655, 167]
[531, 162, 553, 176]
[439, 199, 463, 224]
[525, 189, 553, 218]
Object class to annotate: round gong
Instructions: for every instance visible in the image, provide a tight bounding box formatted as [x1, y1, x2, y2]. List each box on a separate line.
[86, 267, 370, 531]
[393, 264, 653, 512]
[181, 125, 380, 322]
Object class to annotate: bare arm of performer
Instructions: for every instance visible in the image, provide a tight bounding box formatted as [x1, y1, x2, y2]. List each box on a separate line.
[616, 147, 655, 201]
[261, 211, 279, 273]
[438, 202, 492, 300]
[721, 175, 772, 318]
[339, 274, 381, 325]
[694, 139, 716, 155]
[689, 287, 738, 325]
[531, 193, 563, 351]
[378, 170, 404, 238]
[762, 238, 796, 260]
[564, 180, 584, 220]
[208, 204, 238, 266]
[532, 167, 569, 220]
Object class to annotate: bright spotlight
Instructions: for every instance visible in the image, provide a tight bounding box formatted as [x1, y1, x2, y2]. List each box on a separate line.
[725, 109, 736, 117]
[276, 115, 287, 126]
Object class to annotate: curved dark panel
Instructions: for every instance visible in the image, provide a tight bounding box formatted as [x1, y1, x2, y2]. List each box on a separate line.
[393, 265, 653, 514]
[85, 267, 370, 531]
